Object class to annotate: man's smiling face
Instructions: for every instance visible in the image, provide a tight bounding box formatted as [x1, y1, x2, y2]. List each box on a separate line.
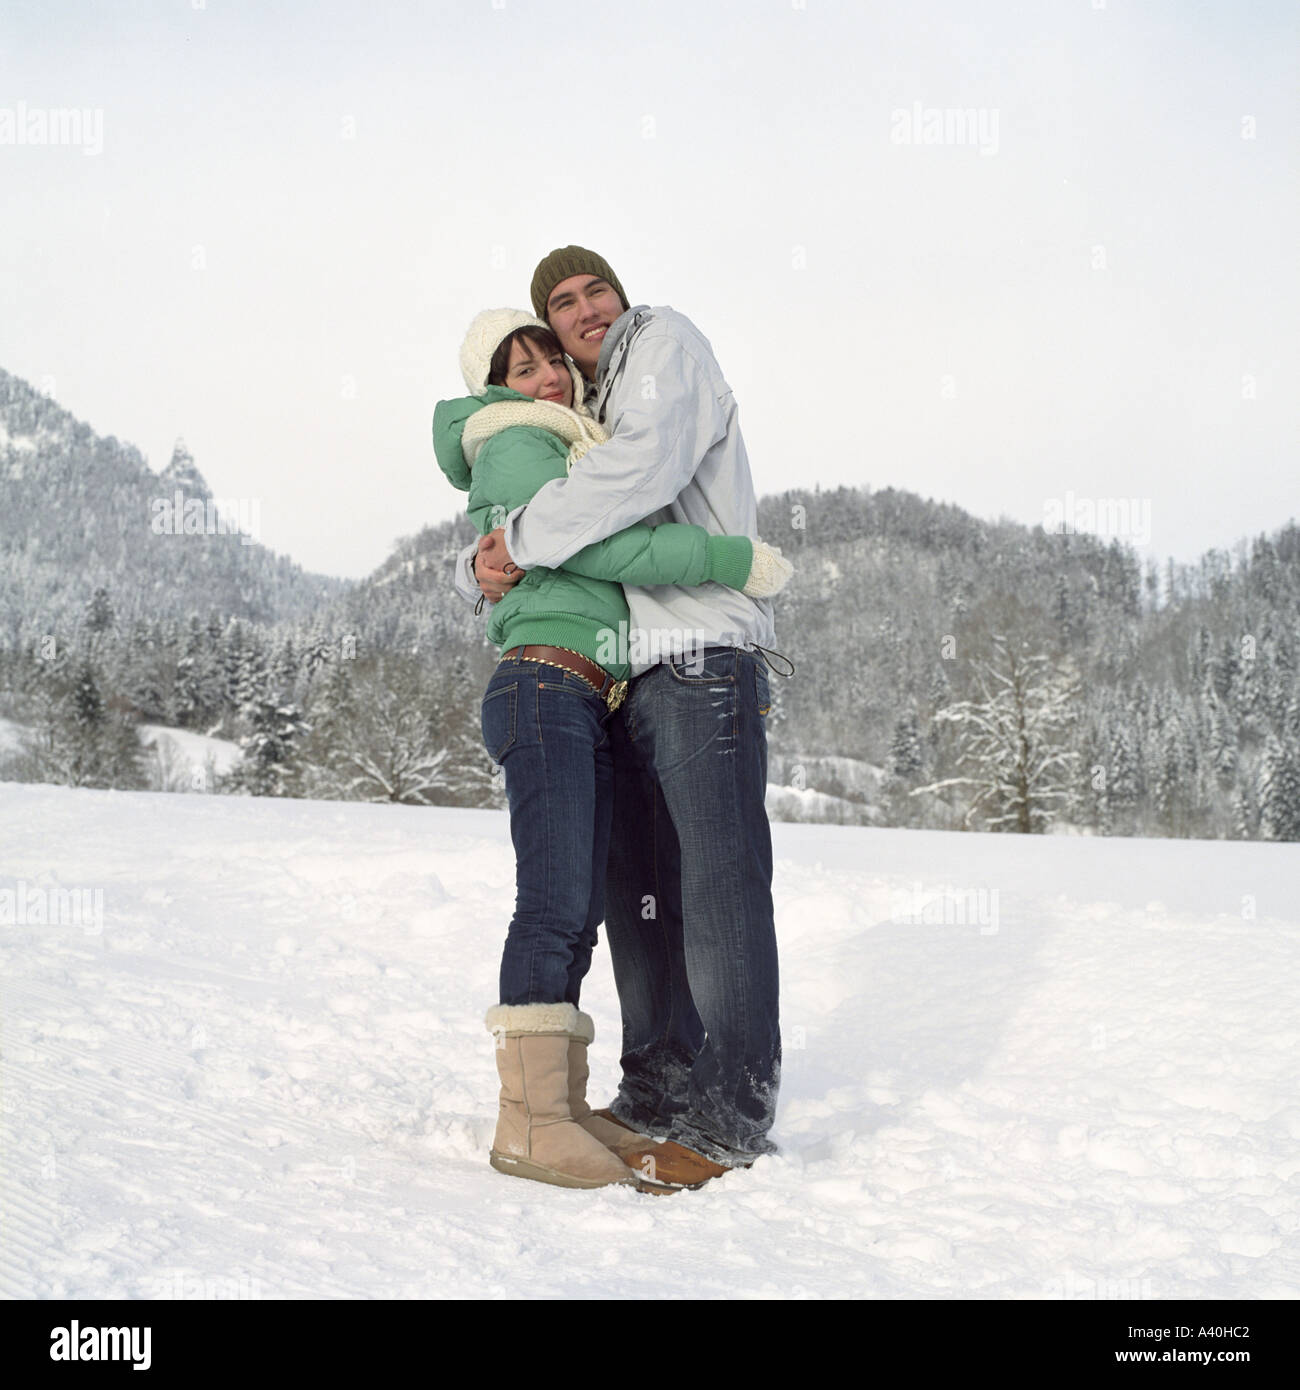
[545, 274, 625, 377]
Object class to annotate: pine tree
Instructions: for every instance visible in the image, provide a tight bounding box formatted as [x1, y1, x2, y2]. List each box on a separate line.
[1213, 636, 1238, 702]
[297, 652, 360, 798]
[1108, 723, 1141, 833]
[1190, 625, 1212, 686]
[83, 587, 115, 643]
[1229, 650, 1265, 742]
[1249, 534, 1282, 604]
[173, 614, 223, 730]
[1231, 785, 1257, 839]
[1153, 718, 1187, 834]
[271, 635, 299, 701]
[300, 622, 334, 684]
[927, 665, 951, 712]
[1143, 557, 1160, 612]
[223, 696, 311, 797]
[1258, 733, 1300, 842]
[882, 709, 925, 826]
[72, 657, 104, 730]
[887, 710, 924, 781]
[115, 616, 173, 723]
[14, 654, 146, 790]
[1090, 747, 1113, 836]
[1053, 574, 1071, 647]
[1282, 694, 1300, 748]
[1204, 676, 1238, 787]
[222, 620, 268, 720]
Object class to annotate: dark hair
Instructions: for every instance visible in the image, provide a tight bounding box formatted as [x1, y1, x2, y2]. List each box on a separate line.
[487, 325, 567, 387]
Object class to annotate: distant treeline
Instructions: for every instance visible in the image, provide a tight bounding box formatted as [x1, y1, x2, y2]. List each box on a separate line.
[2, 365, 1297, 837]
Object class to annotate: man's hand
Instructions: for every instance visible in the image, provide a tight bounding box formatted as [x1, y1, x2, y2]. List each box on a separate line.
[475, 528, 524, 603]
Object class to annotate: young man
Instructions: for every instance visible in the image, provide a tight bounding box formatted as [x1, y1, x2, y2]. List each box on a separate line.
[453, 246, 785, 1187]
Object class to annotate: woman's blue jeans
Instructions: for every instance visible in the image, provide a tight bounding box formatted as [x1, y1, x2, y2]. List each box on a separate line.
[481, 655, 616, 1007]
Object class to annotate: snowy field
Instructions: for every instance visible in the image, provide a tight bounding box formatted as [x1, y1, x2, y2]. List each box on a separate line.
[1, 780, 1298, 1300]
[136, 725, 242, 780]
[0, 718, 242, 793]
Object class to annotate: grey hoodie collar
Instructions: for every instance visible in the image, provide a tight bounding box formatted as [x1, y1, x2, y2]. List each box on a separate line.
[593, 303, 653, 419]
[595, 303, 653, 383]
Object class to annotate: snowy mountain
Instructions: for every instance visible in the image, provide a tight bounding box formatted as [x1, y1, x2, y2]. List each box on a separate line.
[3, 780, 1297, 1298]
[322, 513, 488, 658]
[0, 367, 347, 641]
[154, 437, 211, 498]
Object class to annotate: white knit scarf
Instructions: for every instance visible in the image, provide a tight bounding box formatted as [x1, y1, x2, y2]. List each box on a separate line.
[460, 398, 610, 472]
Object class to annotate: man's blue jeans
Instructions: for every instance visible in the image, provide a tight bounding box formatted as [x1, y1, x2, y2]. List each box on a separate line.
[481, 656, 615, 1007]
[603, 645, 781, 1167]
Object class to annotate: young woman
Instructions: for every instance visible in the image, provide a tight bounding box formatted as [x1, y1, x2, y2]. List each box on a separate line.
[433, 309, 791, 1190]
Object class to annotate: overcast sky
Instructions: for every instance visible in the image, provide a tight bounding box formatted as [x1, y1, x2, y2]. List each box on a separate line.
[2, 0, 1295, 579]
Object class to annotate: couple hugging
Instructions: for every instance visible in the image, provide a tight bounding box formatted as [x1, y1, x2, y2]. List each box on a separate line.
[433, 245, 792, 1194]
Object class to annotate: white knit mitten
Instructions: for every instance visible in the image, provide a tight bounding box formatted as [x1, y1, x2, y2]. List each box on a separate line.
[742, 540, 794, 597]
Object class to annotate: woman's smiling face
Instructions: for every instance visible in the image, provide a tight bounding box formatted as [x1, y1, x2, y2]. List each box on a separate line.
[502, 336, 572, 407]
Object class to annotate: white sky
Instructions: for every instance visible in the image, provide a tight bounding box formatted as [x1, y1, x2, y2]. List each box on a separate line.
[1, 0, 1295, 579]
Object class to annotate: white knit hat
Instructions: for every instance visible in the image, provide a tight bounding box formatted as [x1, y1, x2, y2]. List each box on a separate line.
[459, 308, 542, 394]
[458, 308, 585, 408]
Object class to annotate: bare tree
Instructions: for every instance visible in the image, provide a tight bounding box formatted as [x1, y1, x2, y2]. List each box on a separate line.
[912, 635, 1081, 833]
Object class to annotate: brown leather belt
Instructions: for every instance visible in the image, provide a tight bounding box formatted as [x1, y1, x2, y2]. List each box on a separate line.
[502, 645, 629, 712]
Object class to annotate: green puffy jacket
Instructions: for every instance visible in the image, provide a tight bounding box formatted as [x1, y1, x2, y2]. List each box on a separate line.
[432, 385, 753, 680]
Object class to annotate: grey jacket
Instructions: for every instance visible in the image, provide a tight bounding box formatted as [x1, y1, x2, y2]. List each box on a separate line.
[452, 304, 775, 676]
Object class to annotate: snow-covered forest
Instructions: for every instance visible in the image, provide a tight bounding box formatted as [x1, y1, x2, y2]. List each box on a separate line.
[2, 365, 1298, 839]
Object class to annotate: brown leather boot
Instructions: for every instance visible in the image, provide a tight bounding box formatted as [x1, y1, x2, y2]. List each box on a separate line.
[621, 1139, 741, 1192]
[485, 1004, 635, 1190]
[565, 1013, 652, 1159]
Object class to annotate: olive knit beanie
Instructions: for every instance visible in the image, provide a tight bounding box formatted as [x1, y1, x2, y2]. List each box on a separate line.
[530, 246, 630, 322]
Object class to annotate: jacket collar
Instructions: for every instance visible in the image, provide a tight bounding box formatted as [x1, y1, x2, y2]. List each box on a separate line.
[594, 304, 653, 419]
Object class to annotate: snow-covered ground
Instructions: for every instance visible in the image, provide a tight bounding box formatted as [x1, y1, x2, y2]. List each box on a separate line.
[0, 719, 242, 791]
[2, 781, 1297, 1299]
[137, 724, 242, 788]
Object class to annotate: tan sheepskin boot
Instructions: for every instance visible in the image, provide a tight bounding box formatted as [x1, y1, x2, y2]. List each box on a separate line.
[485, 1003, 635, 1190]
[566, 1010, 651, 1159]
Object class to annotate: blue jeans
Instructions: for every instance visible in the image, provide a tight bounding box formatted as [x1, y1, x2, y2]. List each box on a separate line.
[603, 646, 781, 1167]
[481, 656, 616, 1007]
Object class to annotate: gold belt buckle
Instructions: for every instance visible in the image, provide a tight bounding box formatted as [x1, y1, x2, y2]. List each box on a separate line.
[605, 679, 628, 712]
